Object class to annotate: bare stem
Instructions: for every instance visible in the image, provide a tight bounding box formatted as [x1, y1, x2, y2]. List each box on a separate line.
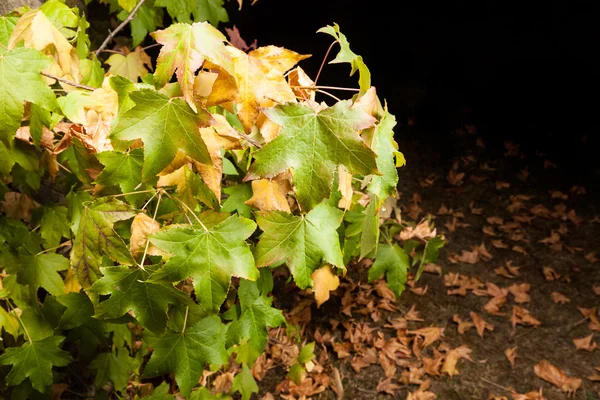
[41, 72, 95, 91]
[142, 43, 161, 51]
[292, 85, 360, 92]
[314, 41, 336, 87]
[36, 241, 71, 256]
[163, 191, 208, 231]
[139, 191, 162, 269]
[94, 0, 147, 55]
[315, 89, 342, 103]
[233, 129, 262, 148]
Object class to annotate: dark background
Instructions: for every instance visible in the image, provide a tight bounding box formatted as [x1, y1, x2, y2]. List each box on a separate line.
[224, 0, 600, 180]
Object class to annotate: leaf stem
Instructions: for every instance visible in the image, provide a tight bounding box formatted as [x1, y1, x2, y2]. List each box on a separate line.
[5, 300, 32, 344]
[111, 189, 156, 199]
[40, 72, 96, 91]
[314, 89, 342, 103]
[142, 43, 161, 51]
[36, 241, 72, 256]
[314, 41, 336, 87]
[139, 191, 162, 269]
[233, 129, 262, 149]
[163, 191, 208, 231]
[94, 0, 147, 56]
[182, 305, 189, 333]
[291, 85, 360, 92]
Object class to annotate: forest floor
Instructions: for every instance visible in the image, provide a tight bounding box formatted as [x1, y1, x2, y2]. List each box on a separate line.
[249, 120, 600, 400]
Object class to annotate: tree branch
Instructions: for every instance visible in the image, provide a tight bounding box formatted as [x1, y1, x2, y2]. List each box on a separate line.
[94, 0, 147, 56]
[41, 72, 96, 91]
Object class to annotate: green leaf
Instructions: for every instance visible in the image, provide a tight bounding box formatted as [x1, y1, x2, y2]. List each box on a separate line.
[39, 0, 79, 39]
[80, 58, 104, 88]
[75, 14, 90, 59]
[286, 362, 305, 385]
[254, 202, 345, 289]
[17, 253, 69, 297]
[150, 213, 258, 313]
[40, 205, 70, 249]
[20, 307, 54, 341]
[297, 342, 315, 364]
[110, 89, 212, 181]
[0, 48, 57, 145]
[232, 363, 258, 400]
[368, 243, 409, 297]
[105, 50, 151, 83]
[143, 382, 175, 399]
[143, 316, 229, 397]
[66, 189, 92, 233]
[193, 0, 229, 26]
[416, 235, 444, 280]
[56, 292, 94, 330]
[0, 306, 20, 338]
[70, 197, 136, 288]
[155, 0, 194, 22]
[0, 336, 72, 392]
[359, 196, 379, 260]
[89, 349, 136, 391]
[58, 137, 102, 184]
[221, 183, 253, 219]
[227, 279, 285, 353]
[246, 101, 378, 211]
[366, 107, 400, 201]
[129, 3, 163, 47]
[317, 23, 371, 96]
[189, 387, 231, 400]
[28, 103, 52, 150]
[0, 16, 18, 52]
[89, 266, 192, 334]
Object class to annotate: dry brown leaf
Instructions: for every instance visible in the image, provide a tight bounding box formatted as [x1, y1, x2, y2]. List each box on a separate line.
[511, 306, 541, 329]
[551, 292, 570, 304]
[470, 311, 494, 337]
[406, 379, 437, 400]
[483, 295, 507, 316]
[572, 334, 598, 352]
[504, 346, 518, 369]
[533, 360, 582, 396]
[376, 377, 399, 396]
[585, 251, 599, 264]
[452, 314, 474, 335]
[1, 192, 39, 222]
[130, 213, 164, 259]
[542, 266, 561, 281]
[406, 327, 444, 348]
[311, 265, 340, 308]
[508, 283, 531, 303]
[405, 305, 424, 321]
[510, 388, 546, 400]
[441, 345, 473, 377]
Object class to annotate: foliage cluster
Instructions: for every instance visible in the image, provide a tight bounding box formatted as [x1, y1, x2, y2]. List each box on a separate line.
[0, 0, 444, 398]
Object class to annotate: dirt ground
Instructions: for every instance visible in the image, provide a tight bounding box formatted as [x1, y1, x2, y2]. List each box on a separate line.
[256, 118, 600, 399]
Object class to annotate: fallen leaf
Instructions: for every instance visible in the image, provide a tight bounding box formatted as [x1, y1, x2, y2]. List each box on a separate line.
[510, 388, 546, 400]
[511, 306, 541, 329]
[551, 292, 570, 304]
[470, 311, 494, 338]
[311, 265, 340, 308]
[407, 327, 444, 348]
[441, 345, 472, 377]
[572, 334, 598, 352]
[504, 346, 518, 369]
[405, 305, 424, 321]
[533, 360, 582, 395]
[406, 379, 436, 400]
[508, 283, 531, 303]
[452, 314, 474, 335]
[376, 377, 399, 396]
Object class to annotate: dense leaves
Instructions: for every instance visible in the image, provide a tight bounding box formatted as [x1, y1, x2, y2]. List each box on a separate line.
[0, 1, 443, 398]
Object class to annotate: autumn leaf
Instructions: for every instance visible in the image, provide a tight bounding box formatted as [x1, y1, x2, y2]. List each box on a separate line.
[246, 101, 378, 211]
[505, 346, 518, 369]
[105, 46, 152, 82]
[311, 265, 340, 307]
[407, 326, 444, 349]
[533, 360, 582, 395]
[129, 213, 164, 259]
[441, 345, 472, 377]
[572, 334, 598, 351]
[151, 21, 232, 111]
[245, 175, 292, 213]
[470, 311, 494, 338]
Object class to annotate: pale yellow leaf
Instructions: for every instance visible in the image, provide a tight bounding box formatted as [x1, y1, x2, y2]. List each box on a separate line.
[337, 166, 353, 210]
[130, 213, 164, 259]
[245, 175, 291, 213]
[105, 47, 152, 82]
[311, 265, 340, 307]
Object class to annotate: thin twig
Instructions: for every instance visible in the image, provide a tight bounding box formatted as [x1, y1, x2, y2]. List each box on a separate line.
[480, 377, 511, 393]
[94, 0, 147, 55]
[163, 191, 208, 231]
[315, 89, 342, 103]
[233, 128, 262, 148]
[138, 191, 162, 269]
[41, 72, 95, 91]
[36, 241, 72, 256]
[142, 43, 161, 51]
[5, 300, 32, 344]
[314, 41, 336, 87]
[292, 85, 360, 92]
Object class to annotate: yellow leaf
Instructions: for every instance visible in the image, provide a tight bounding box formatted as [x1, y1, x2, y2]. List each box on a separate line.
[63, 269, 82, 294]
[130, 213, 164, 259]
[9, 9, 79, 83]
[287, 66, 315, 101]
[227, 45, 310, 133]
[311, 265, 340, 307]
[105, 46, 152, 82]
[336, 166, 353, 210]
[245, 175, 291, 213]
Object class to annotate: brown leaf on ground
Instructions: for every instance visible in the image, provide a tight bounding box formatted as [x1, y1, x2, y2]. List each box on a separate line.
[533, 360, 582, 396]
[594, 285, 600, 296]
[542, 266, 561, 281]
[332, 342, 351, 359]
[407, 327, 445, 349]
[470, 312, 494, 337]
[1, 192, 40, 222]
[588, 366, 600, 382]
[585, 251, 599, 264]
[511, 306, 541, 329]
[510, 388, 546, 400]
[376, 377, 400, 396]
[551, 292, 570, 304]
[406, 379, 437, 400]
[422, 263, 442, 275]
[405, 305, 425, 321]
[496, 181, 510, 189]
[504, 346, 518, 369]
[452, 314, 474, 335]
[578, 307, 600, 331]
[483, 295, 508, 316]
[508, 283, 531, 304]
[441, 345, 473, 377]
[572, 334, 598, 351]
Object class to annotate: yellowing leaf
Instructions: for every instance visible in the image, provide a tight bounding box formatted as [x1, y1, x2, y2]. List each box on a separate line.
[130, 213, 165, 259]
[105, 46, 152, 82]
[311, 265, 340, 307]
[227, 45, 310, 133]
[441, 345, 472, 377]
[533, 360, 582, 395]
[337, 166, 353, 210]
[245, 176, 291, 213]
[151, 21, 232, 111]
[287, 66, 315, 101]
[63, 269, 81, 294]
[9, 9, 79, 82]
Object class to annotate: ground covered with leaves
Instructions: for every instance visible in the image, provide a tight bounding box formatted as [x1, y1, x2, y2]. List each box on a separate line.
[235, 125, 600, 400]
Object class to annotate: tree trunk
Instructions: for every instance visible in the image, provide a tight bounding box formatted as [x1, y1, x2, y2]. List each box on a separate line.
[0, 0, 44, 15]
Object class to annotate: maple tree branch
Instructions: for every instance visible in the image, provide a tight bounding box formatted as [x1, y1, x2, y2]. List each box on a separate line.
[313, 41, 336, 87]
[40, 72, 96, 91]
[94, 0, 147, 56]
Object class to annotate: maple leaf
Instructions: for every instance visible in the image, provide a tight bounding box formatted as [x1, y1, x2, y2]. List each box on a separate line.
[89, 265, 192, 334]
[157, 163, 218, 210]
[143, 316, 229, 397]
[441, 345, 472, 377]
[0, 47, 57, 145]
[533, 360, 582, 395]
[16, 253, 69, 298]
[105, 46, 152, 82]
[225, 45, 310, 133]
[407, 326, 444, 348]
[572, 334, 598, 351]
[317, 23, 370, 95]
[505, 346, 518, 369]
[110, 89, 212, 181]
[227, 279, 285, 353]
[89, 349, 137, 392]
[470, 311, 494, 337]
[246, 101, 378, 211]
[8, 9, 79, 82]
[149, 212, 258, 313]
[70, 197, 136, 288]
[0, 336, 72, 392]
[151, 21, 232, 111]
[232, 363, 259, 400]
[368, 243, 409, 298]
[129, 213, 164, 259]
[245, 176, 292, 213]
[311, 264, 340, 307]
[253, 202, 344, 289]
